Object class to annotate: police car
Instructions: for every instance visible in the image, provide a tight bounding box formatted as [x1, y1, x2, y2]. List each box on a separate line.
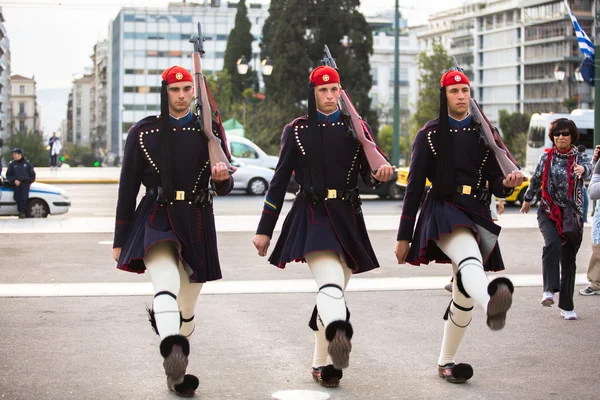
[0, 177, 71, 218]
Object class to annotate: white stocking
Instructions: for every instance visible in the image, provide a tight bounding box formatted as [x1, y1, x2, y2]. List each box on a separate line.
[145, 242, 181, 340]
[178, 263, 203, 337]
[435, 227, 490, 312]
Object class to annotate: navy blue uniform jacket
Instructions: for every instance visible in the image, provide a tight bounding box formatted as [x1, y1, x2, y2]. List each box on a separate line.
[256, 109, 384, 273]
[113, 111, 233, 283]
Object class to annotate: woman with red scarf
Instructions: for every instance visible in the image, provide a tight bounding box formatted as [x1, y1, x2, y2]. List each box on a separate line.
[521, 118, 592, 320]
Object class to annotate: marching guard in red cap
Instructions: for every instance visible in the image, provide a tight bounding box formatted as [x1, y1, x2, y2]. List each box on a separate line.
[395, 68, 524, 383]
[112, 65, 234, 396]
[253, 65, 395, 387]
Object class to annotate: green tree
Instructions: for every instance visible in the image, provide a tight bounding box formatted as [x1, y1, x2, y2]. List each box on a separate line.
[260, 0, 284, 97]
[223, 0, 254, 100]
[498, 110, 530, 167]
[304, 0, 377, 132]
[3, 130, 47, 167]
[410, 42, 453, 139]
[262, 0, 309, 133]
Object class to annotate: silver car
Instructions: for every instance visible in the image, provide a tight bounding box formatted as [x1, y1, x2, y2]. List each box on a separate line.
[231, 157, 274, 195]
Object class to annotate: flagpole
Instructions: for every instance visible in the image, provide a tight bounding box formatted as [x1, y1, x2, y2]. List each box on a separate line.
[595, 0, 600, 146]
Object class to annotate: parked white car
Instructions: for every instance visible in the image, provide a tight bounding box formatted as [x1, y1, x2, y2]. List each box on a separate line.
[0, 177, 71, 217]
[228, 135, 278, 170]
[231, 157, 274, 195]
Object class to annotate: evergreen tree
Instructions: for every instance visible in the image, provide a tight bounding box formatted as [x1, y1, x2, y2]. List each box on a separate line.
[305, 0, 377, 132]
[410, 42, 453, 139]
[498, 110, 530, 167]
[267, 0, 309, 118]
[223, 0, 254, 100]
[260, 0, 285, 96]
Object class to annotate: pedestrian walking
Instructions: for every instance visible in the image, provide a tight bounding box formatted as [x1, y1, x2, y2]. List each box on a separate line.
[521, 118, 592, 320]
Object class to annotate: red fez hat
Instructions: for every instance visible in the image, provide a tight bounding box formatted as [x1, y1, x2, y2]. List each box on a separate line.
[440, 70, 470, 87]
[161, 65, 193, 85]
[309, 66, 340, 86]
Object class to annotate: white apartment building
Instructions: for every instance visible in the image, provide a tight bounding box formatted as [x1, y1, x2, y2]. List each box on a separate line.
[0, 7, 10, 140]
[108, 1, 269, 157]
[92, 40, 109, 154]
[414, 0, 593, 126]
[369, 19, 419, 126]
[474, 0, 522, 124]
[11, 75, 40, 135]
[71, 74, 94, 146]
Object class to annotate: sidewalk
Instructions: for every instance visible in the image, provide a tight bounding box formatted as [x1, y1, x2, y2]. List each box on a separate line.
[35, 167, 120, 184]
[0, 212, 567, 233]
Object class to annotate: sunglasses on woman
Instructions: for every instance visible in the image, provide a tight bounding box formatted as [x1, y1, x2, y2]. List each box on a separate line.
[552, 131, 571, 137]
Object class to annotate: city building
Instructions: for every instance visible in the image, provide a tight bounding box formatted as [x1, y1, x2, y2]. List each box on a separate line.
[10, 74, 40, 135]
[0, 7, 10, 140]
[107, 1, 269, 159]
[91, 40, 109, 154]
[70, 74, 94, 146]
[413, 0, 593, 125]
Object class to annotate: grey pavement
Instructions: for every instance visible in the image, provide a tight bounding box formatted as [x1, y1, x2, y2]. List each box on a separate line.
[1, 289, 599, 400]
[1, 187, 600, 399]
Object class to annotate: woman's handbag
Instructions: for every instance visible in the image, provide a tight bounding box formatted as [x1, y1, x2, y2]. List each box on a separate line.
[562, 178, 583, 243]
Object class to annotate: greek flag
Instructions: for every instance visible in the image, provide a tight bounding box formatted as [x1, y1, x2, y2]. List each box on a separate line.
[564, 0, 595, 59]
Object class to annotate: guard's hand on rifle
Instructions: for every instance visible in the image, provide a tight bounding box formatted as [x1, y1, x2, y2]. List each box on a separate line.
[253, 234, 271, 257]
[502, 171, 524, 188]
[212, 162, 235, 182]
[372, 164, 396, 182]
[395, 240, 410, 264]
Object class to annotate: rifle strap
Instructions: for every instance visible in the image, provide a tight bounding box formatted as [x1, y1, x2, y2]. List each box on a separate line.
[204, 76, 231, 160]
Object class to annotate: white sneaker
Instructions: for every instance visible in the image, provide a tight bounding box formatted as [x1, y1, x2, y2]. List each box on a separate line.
[541, 291, 554, 307]
[560, 309, 577, 320]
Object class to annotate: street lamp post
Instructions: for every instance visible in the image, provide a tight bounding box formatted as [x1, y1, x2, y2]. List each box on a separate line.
[236, 55, 273, 143]
[554, 63, 577, 111]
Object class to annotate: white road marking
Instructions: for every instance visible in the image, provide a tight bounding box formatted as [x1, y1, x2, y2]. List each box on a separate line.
[0, 213, 555, 234]
[272, 390, 330, 400]
[98, 241, 112, 245]
[0, 274, 588, 298]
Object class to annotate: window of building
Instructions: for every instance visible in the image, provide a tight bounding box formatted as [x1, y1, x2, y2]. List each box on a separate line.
[19, 85, 25, 95]
[0, 84, 2, 94]
[0, 102, 2, 112]
[19, 102, 25, 114]
[372, 68, 378, 85]
[19, 121, 25, 132]
[230, 142, 258, 159]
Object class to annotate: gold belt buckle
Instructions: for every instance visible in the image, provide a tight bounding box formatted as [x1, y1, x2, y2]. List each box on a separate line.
[327, 189, 337, 199]
[175, 191, 185, 200]
[461, 185, 472, 195]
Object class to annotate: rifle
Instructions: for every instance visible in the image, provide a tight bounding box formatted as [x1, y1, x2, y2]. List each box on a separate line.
[450, 56, 525, 180]
[189, 23, 233, 174]
[321, 45, 390, 174]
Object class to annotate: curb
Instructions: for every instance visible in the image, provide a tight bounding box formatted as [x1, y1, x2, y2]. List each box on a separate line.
[36, 179, 119, 184]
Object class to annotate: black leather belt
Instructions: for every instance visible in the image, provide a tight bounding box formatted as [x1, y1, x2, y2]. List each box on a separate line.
[147, 187, 213, 207]
[301, 187, 361, 205]
[456, 185, 490, 204]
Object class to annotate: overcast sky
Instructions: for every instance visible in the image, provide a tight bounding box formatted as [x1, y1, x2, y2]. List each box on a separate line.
[2, 0, 464, 134]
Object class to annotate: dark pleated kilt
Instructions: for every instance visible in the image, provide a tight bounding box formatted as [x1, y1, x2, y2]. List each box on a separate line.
[406, 196, 505, 272]
[117, 195, 223, 283]
[268, 195, 380, 273]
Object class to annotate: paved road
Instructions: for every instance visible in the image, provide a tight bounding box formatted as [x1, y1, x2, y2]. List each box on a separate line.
[1, 185, 599, 399]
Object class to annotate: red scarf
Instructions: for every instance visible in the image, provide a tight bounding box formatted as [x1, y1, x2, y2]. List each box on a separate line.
[540, 145, 577, 238]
